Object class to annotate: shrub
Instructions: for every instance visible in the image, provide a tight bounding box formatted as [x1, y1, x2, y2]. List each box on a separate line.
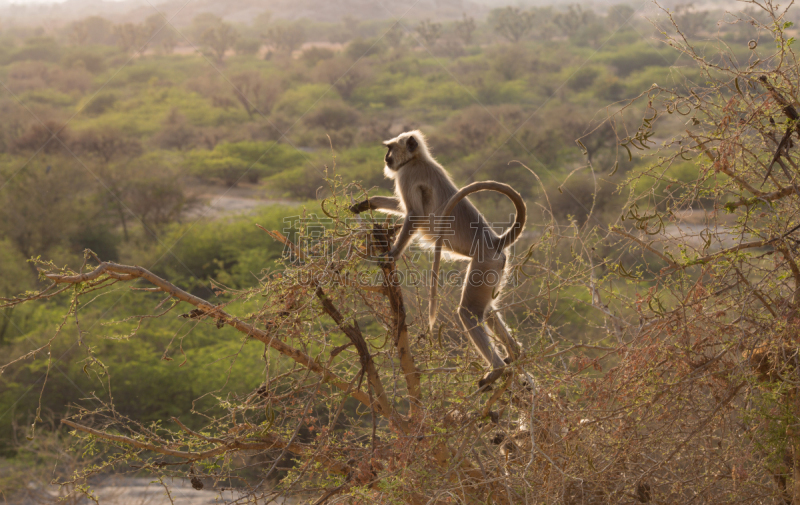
[600, 43, 674, 76]
[273, 83, 338, 117]
[19, 89, 75, 107]
[345, 38, 385, 59]
[11, 120, 70, 154]
[9, 37, 61, 63]
[61, 48, 107, 73]
[303, 101, 360, 130]
[186, 141, 306, 186]
[187, 151, 253, 186]
[234, 37, 262, 56]
[152, 108, 198, 150]
[547, 174, 622, 224]
[406, 81, 473, 110]
[301, 46, 335, 66]
[566, 66, 600, 92]
[488, 43, 530, 80]
[82, 92, 117, 115]
[267, 165, 324, 199]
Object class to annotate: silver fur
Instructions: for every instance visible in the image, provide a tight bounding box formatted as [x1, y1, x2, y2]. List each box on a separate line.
[351, 130, 527, 388]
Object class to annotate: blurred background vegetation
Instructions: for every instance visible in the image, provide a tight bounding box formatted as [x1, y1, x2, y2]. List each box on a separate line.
[0, 0, 778, 497]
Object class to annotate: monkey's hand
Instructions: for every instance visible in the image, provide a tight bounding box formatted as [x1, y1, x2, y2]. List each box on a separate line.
[349, 200, 370, 214]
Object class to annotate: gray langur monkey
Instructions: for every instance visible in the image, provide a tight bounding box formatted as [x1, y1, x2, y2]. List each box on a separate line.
[350, 130, 526, 388]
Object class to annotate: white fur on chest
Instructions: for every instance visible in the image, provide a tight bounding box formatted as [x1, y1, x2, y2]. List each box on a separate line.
[388, 164, 413, 205]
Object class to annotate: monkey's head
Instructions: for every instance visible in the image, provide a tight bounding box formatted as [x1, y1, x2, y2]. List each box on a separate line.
[382, 131, 425, 173]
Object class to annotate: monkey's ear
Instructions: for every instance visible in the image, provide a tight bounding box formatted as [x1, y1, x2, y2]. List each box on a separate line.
[382, 140, 392, 146]
[407, 135, 418, 153]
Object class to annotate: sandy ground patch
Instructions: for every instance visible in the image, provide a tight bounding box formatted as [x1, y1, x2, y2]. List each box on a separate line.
[184, 181, 301, 220]
[14, 477, 299, 505]
[90, 477, 298, 505]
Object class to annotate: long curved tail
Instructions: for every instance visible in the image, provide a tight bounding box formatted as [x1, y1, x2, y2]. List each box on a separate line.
[428, 181, 527, 333]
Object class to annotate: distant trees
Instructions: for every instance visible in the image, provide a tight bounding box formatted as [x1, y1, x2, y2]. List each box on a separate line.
[314, 56, 368, 99]
[145, 13, 179, 55]
[328, 15, 361, 44]
[487, 4, 620, 45]
[253, 10, 272, 29]
[304, 101, 360, 131]
[234, 37, 261, 56]
[200, 19, 239, 63]
[489, 7, 535, 43]
[124, 160, 186, 231]
[553, 4, 595, 38]
[0, 141, 185, 257]
[92, 159, 183, 242]
[672, 3, 710, 37]
[263, 24, 306, 54]
[69, 19, 90, 46]
[344, 38, 385, 59]
[454, 14, 476, 45]
[187, 151, 250, 187]
[606, 4, 636, 30]
[67, 13, 182, 55]
[72, 128, 143, 163]
[158, 32, 178, 54]
[230, 70, 283, 118]
[189, 13, 224, 39]
[488, 43, 530, 80]
[185, 141, 303, 186]
[187, 13, 240, 62]
[384, 22, 405, 47]
[82, 92, 116, 115]
[415, 19, 442, 47]
[231, 71, 263, 118]
[68, 16, 115, 45]
[300, 46, 335, 66]
[54, 5, 668, 63]
[11, 120, 70, 155]
[110, 15, 177, 55]
[152, 109, 197, 151]
[0, 161, 85, 258]
[114, 23, 142, 53]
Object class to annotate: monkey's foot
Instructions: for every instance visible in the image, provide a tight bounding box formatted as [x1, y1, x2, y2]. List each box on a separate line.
[477, 368, 505, 391]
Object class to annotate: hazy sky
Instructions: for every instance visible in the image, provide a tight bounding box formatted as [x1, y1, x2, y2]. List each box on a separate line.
[0, 0, 129, 3]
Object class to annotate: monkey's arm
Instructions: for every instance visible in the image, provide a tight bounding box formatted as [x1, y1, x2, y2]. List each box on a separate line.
[349, 196, 403, 215]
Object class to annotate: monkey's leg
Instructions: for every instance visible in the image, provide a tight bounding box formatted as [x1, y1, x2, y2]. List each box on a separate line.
[388, 216, 417, 258]
[458, 258, 507, 389]
[481, 252, 520, 361]
[488, 311, 535, 391]
[487, 311, 521, 362]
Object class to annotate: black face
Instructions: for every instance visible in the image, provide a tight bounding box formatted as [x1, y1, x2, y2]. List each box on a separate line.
[384, 145, 395, 170]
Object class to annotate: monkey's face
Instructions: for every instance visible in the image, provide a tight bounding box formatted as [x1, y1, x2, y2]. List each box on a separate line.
[382, 134, 419, 171]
